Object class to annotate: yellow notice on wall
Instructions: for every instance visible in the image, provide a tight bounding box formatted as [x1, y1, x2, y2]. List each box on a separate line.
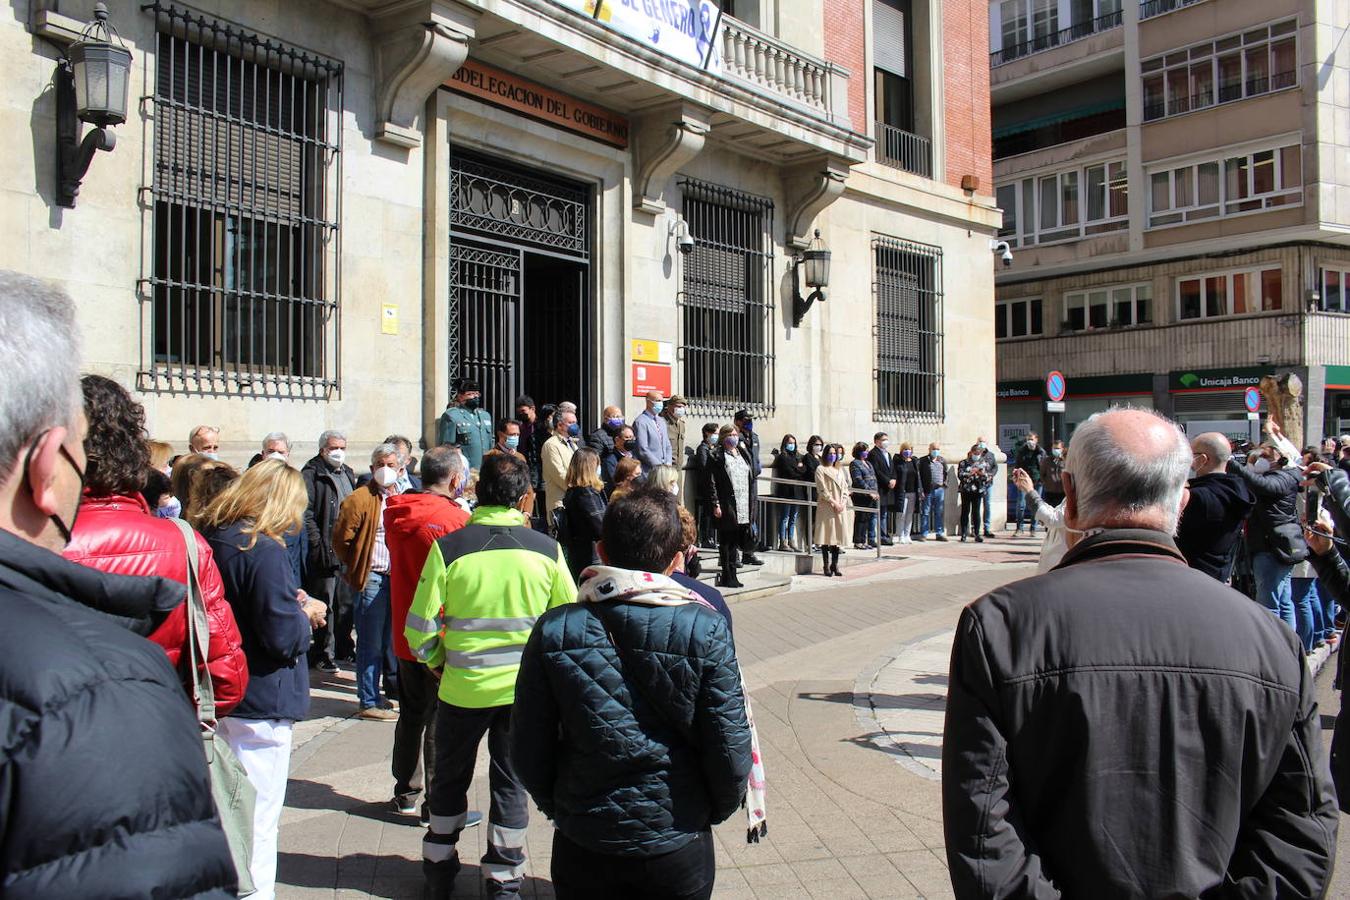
[631, 339, 673, 364]
[381, 304, 399, 335]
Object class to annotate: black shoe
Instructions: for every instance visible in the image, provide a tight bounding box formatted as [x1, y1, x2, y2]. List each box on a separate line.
[983, 531, 995, 538]
[936, 534, 949, 542]
[741, 554, 764, 566]
[724, 578, 745, 588]
[913, 534, 926, 542]
[880, 537, 894, 546]
[313, 657, 338, 673]
[960, 535, 968, 542]
[975, 536, 985, 543]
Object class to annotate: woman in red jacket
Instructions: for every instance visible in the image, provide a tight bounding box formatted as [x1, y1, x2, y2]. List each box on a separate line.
[62, 375, 248, 714]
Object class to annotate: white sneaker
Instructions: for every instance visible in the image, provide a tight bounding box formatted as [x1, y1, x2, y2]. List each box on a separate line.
[900, 534, 911, 544]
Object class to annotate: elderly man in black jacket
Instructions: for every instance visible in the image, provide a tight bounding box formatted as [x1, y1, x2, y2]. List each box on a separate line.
[0, 271, 236, 898]
[302, 429, 358, 669]
[942, 407, 1337, 899]
[1176, 430, 1255, 581]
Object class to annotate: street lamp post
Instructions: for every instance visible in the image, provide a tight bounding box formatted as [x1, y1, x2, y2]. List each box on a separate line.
[56, 2, 132, 208]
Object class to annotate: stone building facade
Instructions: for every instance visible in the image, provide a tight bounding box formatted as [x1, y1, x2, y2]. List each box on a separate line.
[5, 0, 999, 488]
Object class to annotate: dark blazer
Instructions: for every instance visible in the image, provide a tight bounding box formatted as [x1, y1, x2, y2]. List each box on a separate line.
[1228, 461, 1307, 560]
[0, 530, 237, 898]
[867, 446, 895, 493]
[943, 529, 1337, 899]
[561, 486, 606, 580]
[893, 455, 923, 495]
[205, 521, 313, 722]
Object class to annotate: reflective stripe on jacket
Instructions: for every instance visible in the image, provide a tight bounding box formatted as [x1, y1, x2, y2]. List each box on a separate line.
[405, 506, 576, 708]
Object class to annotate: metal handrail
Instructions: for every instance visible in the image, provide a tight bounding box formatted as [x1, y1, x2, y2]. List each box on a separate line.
[990, 10, 1123, 67]
[1140, 0, 1206, 20]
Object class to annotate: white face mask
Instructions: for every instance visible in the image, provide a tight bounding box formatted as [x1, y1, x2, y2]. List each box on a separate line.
[673, 407, 686, 418]
[203, 452, 220, 461]
[373, 466, 399, 488]
[325, 448, 346, 466]
[1252, 457, 1272, 474]
[668, 483, 680, 496]
[266, 451, 287, 462]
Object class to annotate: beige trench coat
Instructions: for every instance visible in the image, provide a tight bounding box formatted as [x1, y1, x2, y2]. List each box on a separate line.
[813, 464, 853, 547]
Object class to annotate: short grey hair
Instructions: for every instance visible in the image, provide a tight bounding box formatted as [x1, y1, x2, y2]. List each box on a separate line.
[317, 429, 346, 449]
[371, 442, 399, 467]
[557, 401, 577, 414]
[0, 271, 81, 476]
[261, 431, 290, 451]
[1066, 408, 1191, 533]
[188, 424, 219, 447]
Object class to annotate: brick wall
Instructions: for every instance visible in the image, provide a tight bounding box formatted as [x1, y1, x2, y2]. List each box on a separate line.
[943, 1, 993, 193]
[823, 0, 868, 134]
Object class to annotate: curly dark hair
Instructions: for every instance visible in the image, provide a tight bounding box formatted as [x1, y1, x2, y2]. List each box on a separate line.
[81, 374, 149, 496]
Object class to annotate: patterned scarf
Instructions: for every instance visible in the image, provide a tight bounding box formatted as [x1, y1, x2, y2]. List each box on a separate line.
[577, 566, 768, 843]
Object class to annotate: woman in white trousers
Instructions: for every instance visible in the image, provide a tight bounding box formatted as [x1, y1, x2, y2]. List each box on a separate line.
[200, 461, 327, 899]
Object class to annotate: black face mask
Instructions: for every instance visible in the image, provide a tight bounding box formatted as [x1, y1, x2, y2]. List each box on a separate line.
[463, 396, 481, 410]
[23, 430, 85, 544]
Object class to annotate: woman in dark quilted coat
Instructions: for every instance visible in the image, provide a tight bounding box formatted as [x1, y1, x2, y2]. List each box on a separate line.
[512, 486, 752, 900]
[560, 448, 607, 583]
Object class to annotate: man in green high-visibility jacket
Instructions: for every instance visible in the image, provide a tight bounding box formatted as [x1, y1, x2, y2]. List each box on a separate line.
[405, 452, 576, 900]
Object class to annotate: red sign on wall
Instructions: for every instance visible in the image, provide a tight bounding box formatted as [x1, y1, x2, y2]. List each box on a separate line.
[631, 363, 672, 398]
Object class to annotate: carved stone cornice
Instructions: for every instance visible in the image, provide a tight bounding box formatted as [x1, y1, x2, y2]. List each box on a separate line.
[371, 1, 479, 148]
[631, 102, 712, 215]
[782, 155, 851, 250]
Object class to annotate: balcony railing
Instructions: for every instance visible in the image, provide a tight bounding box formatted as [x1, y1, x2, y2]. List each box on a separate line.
[990, 11, 1122, 67]
[875, 121, 933, 178]
[1142, 71, 1297, 121]
[720, 15, 834, 116]
[1140, 0, 1207, 20]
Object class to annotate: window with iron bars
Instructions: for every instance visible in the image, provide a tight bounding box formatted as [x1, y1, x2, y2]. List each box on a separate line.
[873, 236, 943, 420]
[139, 3, 342, 399]
[678, 179, 776, 415]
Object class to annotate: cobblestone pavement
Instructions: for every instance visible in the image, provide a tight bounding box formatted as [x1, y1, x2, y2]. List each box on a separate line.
[275, 535, 1350, 898]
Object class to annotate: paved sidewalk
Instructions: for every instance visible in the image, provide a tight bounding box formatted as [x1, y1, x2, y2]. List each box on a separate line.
[276, 544, 1028, 899]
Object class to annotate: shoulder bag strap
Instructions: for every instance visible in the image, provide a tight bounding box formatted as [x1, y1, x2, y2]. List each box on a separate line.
[170, 518, 217, 725]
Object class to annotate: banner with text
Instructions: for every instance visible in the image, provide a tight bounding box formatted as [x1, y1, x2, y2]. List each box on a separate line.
[555, 0, 723, 73]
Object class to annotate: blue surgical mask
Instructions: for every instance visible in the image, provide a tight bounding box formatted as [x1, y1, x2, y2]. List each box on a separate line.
[567, 423, 580, 437]
[607, 417, 625, 429]
[930, 449, 940, 458]
[651, 401, 664, 415]
[901, 450, 912, 459]
[724, 437, 739, 450]
[978, 441, 987, 451]
[824, 452, 837, 464]
[1051, 448, 1062, 458]
[154, 497, 182, 519]
[505, 436, 519, 450]
[785, 443, 796, 453]
[741, 421, 754, 433]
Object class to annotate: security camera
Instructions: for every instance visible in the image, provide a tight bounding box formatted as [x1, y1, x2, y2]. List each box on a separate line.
[670, 213, 696, 255]
[990, 239, 1013, 268]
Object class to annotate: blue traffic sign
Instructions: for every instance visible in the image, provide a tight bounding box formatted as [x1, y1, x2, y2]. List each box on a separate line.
[1243, 386, 1261, 413]
[1046, 370, 1067, 403]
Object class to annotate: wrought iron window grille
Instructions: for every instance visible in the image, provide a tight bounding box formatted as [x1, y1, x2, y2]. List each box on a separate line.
[873, 235, 943, 422]
[678, 178, 776, 417]
[449, 150, 589, 259]
[137, 2, 342, 400]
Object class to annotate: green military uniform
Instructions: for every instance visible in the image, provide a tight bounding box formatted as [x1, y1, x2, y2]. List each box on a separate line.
[437, 403, 494, 471]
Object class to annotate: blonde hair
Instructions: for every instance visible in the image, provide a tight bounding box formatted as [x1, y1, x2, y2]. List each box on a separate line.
[147, 439, 174, 471]
[565, 448, 603, 490]
[184, 460, 239, 528]
[197, 459, 307, 550]
[647, 464, 679, 494]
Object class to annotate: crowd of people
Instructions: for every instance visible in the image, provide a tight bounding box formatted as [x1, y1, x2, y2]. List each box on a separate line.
[7, 264, 1350, 900]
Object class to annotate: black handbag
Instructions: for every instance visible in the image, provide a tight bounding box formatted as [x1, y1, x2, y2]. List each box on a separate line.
[1268, 521, 1310, 565]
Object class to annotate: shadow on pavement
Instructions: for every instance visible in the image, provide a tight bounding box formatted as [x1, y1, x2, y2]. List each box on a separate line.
[798, 690, 946, 712]
[278, 854, 555, 899]
[844, 731, 942, 759]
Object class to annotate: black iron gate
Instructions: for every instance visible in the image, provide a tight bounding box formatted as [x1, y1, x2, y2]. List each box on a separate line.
[448, 149, 591, 420]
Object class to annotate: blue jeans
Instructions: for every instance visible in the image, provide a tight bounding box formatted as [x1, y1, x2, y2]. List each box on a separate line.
[921, 487, 945, 535]
[981, 483, 994, 532]
[355, 571, 392, 708]
[777, 505, 799, 545]
[1318, 579, 1339, 640]
[1014, 489, 1039, 531]
[1251, 552, 1295, 633]
[1291, 577, 1320, 652]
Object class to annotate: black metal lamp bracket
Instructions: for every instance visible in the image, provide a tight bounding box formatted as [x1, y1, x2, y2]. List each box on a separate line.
[791, 260, 824, 327]
[56, 61, 116, 208]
